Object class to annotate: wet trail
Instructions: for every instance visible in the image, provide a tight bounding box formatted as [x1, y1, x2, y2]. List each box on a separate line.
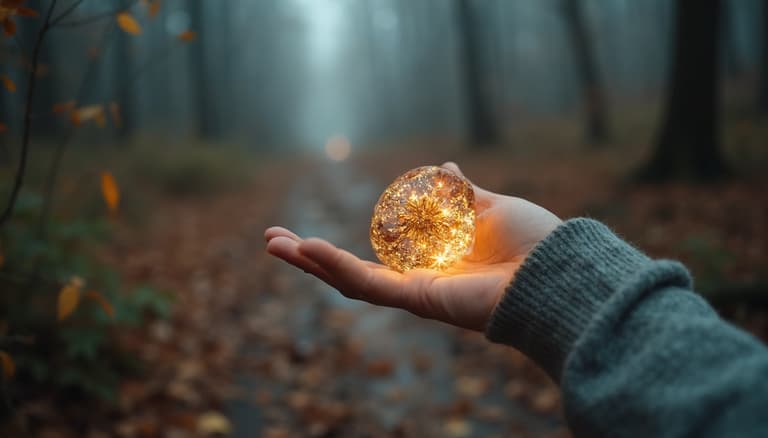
[227, 163, 565, 437]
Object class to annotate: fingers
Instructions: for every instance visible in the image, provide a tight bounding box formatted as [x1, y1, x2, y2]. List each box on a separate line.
[266, 236, 332, 282]
[265, 228, 399, 304]
[264, 226, 301, 242]
[298, 238, 405, 307]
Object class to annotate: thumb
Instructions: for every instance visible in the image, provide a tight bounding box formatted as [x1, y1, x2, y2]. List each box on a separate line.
[441, 161, 464, 177]
[441, 161, 496, 204]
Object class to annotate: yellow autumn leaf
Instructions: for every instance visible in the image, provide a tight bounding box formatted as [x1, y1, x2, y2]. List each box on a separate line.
[148, 0, 161, 18]
[57, 276, 84, 321]
[3, 18, 16, 37]
[94, 111, 106, 128]
[197, 411, 232, 435]
[84, 291, 115, 319]
[1, 74, 15, 92]
[178, 30, 196, 42]
[70, 104, 104, 126]
[0, 351, 15, 379]
[116, 12, 142, 35]
[100, 171, 120, 215]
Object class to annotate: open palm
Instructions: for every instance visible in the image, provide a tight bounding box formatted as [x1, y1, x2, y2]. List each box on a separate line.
[265, 163, 561, 331]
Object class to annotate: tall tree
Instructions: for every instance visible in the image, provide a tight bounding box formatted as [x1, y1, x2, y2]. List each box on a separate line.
[113, 28, 135, 140]
[455, 0, 497, 148]
[561, 0, 610, 146]
[188, 0, 220, 139]
[639, 0, 727, 181]
[22, 0, 58, 140]
[759, 0, 768, 113]
[721, 0, 744, 79]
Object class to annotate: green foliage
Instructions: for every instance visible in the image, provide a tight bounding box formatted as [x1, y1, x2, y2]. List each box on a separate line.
[128, 145, 254, 197]
[0, 191, 172, 403]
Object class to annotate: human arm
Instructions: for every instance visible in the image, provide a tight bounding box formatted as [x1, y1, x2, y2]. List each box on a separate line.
[265, 162, 768, 437]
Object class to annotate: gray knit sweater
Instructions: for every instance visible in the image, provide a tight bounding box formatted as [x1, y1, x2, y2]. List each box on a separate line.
[486, 218, 768, 437]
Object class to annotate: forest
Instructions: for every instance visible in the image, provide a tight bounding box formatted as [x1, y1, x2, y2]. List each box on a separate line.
[0, 0, 767, 437]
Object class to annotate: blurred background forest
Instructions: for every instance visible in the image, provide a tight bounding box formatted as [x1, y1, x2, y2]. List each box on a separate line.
[0, 0, 766, 437]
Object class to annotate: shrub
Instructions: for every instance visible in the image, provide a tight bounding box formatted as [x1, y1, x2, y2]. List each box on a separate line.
[0, 190, 172, 407]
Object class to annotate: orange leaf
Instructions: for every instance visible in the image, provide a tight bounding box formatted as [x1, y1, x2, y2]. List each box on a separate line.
[1, 74, 15, 92]
[1, 0, 29, 7]
[87, 47, 101, 59]
[52, 100, 76, 114]
[0, 122, 7, 133]
[94, 111, 106, 128]
[15, 6, 38, 17]
[70, 104, 104, 126]
[57, 276, 84, 321]
[109, 102, 122, 128]
[2, 19, 15, 37]
[100, 171, 120, 214]
[35, 63, 49, 78]
[84, 291, 115, 319]
[0, 351, 15, 379]
[177, 30, 195, 42]
[116, 12, 141, 35]
[148, 0, 160, 18]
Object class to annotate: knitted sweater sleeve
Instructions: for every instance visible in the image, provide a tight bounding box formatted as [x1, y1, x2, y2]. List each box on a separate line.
[485, 218, 768, 437]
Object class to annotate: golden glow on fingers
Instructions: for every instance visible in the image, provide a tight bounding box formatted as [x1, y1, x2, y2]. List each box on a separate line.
[370, 166, 476, 272]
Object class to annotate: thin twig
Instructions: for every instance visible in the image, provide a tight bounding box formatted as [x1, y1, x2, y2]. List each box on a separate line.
[49, 0, 87, 27]
[0, 335, 36, 346]
[0, 0, 59, 227]
[37, 20, 116, 236]
[51, 0, 139, 28]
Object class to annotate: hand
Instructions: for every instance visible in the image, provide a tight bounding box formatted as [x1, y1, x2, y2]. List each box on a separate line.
[265, 162, 562, 331]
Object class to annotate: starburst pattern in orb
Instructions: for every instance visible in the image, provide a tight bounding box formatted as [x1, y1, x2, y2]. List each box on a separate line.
[370, 166, 476, 272]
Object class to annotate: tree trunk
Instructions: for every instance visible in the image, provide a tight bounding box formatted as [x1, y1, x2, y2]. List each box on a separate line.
[455, 0, 497, 148]
[721, 1, 744, 79]
[113, 29, 135, 140]
[23, 1, 58, 140]
[639, 0, 727, 182]
[561, 0, 610, 146]
[759, 0, 768, 113]
[188, 0, 220, 139]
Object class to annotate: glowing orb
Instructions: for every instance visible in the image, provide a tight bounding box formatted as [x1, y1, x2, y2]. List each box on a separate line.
[370, 166, 476, 272]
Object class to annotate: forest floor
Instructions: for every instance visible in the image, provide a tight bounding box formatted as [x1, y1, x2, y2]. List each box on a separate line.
[4, 145, 768, 438]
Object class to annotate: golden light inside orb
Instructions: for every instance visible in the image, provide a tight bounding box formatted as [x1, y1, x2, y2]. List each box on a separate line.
[370, 166, 476, 272]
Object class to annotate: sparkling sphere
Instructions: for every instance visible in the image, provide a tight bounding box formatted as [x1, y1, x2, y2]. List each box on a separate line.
[370, 166, 476, 272]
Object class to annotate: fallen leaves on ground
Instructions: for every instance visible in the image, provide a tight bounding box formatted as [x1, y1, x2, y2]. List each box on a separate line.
[3, 149, 765, 437]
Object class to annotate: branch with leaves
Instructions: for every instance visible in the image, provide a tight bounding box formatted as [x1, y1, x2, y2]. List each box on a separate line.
[50, 0, 141, 28]
[0, 0, 179, 390]
[0, 0, 58, 227]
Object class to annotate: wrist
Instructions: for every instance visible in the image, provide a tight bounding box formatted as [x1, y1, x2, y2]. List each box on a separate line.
[484, 218, 654, 381]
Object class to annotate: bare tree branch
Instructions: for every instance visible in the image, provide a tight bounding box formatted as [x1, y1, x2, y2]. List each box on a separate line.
[0, 0, 59, 227]
[37, 0, 177, 236]
[49, 0, 87, 27]
[37, 20, 116, 236]
[51, 0, 139, 28]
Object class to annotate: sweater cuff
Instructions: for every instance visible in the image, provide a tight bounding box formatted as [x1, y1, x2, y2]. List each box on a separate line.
[485, 218, 651, 381]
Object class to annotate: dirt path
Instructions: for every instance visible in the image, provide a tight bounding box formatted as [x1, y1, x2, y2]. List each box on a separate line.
[224, 162, 566, 437]
[106, 152, 766, 437]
